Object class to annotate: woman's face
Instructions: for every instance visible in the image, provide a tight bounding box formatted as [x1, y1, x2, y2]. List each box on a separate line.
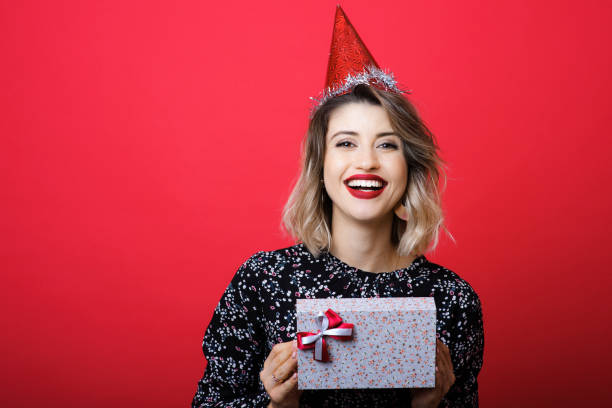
[323, 101, 408, 226]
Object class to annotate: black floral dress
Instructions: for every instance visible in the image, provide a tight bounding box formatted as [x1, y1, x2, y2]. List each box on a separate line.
[192, 243, 484, 407]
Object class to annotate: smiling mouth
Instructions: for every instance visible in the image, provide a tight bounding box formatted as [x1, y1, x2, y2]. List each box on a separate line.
[347, 185, 383, 191]
[344, 180, 387, 191]
[343, 180, 387, 199]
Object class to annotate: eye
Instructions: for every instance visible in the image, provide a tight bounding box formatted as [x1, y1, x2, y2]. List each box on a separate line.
[379, 142, 398, 149]
[336, 141, 355, 148]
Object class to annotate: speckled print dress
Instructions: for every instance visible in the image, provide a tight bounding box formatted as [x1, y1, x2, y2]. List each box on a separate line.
[192, 243, 484, 407]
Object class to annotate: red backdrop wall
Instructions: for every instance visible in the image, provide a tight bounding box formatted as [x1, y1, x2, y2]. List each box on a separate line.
[2, 0, 611, 406]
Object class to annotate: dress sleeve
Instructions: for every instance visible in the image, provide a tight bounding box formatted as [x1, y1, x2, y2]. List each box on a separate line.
[440, 289, 485, 408]
[192, 255, 271, 408]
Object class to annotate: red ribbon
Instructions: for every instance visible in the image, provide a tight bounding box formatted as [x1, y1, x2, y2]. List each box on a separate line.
[296, 308, 354, 362]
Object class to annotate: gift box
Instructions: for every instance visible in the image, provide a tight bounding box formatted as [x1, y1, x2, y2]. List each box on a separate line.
[296, 297, 436, 389]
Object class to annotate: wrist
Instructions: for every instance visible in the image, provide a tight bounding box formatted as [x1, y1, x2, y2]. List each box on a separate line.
[411, 397, 439, 408]
[413, 400, 441, 408]
[268, 402, 298, 408]
[411, 403, 435, 408]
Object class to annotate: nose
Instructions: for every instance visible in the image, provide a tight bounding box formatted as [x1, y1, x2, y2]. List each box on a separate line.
[356, 146, 379, 170]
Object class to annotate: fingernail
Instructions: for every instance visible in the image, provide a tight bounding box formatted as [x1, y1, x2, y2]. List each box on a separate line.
[292, 350, 297, 359]
[292, 372, 297, 379]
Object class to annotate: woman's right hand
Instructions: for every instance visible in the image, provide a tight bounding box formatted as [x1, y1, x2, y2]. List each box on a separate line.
[260, 340, 302, 408]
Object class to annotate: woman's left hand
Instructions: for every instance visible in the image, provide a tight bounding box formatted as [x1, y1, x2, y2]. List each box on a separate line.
[409, 338, 456, 408]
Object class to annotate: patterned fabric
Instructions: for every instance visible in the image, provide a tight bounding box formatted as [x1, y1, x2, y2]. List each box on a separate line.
[192, 243, 484, 407]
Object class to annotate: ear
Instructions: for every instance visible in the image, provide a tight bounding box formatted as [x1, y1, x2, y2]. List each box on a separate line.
[394, 202, 409, 221]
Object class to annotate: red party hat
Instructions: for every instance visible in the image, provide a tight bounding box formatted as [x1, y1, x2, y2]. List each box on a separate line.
[325, 6, 379, 90]
[311, 5, 405, 110]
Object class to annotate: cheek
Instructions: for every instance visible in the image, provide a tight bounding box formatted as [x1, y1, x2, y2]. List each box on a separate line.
[323, 152, 344, 179]
[393, 160, 409, 191]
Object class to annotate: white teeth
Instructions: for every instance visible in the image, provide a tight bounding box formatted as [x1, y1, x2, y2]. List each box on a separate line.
[347, 179, 384, 188]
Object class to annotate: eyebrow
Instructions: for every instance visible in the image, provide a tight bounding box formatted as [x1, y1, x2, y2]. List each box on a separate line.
[330, 131, 398, 140]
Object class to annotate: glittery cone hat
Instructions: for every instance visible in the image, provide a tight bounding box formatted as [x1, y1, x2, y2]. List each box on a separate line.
[310, 5, 405, 110]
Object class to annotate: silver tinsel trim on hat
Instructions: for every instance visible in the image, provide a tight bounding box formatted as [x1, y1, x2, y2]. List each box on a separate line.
[309, 65, 409, 115]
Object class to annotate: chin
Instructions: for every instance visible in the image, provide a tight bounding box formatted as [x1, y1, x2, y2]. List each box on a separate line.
[332, 202, 393, 223]
[349, 210, 392, 223]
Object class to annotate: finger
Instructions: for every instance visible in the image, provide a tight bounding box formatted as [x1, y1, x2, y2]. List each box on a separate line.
[436, 338, 450, 357]
[261, 366, 291, 392]
[437, 350, 452, 383]
[261, 342, 291, 392]
[272, 340, 296, 367]
[441, 346, 456, 387]
[264, 341, 293, 371]
[435, 345, 442, 388]
[436, 340, 455, 393]
[263, 343, 282, 370]
[436, 340, 452, 373]
[435, 342, 450, 389]
[273, 347, 298, 382]
[271, 371, 299, 400]
[440, 342, 454, 375]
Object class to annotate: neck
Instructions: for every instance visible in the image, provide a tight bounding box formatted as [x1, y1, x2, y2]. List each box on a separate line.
[329, 209, 414, 273]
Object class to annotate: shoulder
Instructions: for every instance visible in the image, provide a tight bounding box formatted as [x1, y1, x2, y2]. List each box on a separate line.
[231, 243, 313, 303]
[421, 257, 482, 312]
[235, 243, 312, 280]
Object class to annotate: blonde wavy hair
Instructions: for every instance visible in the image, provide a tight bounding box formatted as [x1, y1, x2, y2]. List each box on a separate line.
[281, 84, 452, 258]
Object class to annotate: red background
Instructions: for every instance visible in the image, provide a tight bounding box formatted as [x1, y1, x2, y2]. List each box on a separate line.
[2, 0, 611, 406]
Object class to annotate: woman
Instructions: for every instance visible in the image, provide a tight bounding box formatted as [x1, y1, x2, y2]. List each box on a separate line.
[192, 7, 483, 408]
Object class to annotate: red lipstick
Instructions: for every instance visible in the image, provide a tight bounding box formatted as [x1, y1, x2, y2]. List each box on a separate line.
[344, 174, 387, 199]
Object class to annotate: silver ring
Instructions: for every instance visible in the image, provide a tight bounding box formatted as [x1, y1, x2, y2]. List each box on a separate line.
[272, 374, 283, 384]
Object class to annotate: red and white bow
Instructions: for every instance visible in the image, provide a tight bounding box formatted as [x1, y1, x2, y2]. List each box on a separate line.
[296, 309, 354, 362]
